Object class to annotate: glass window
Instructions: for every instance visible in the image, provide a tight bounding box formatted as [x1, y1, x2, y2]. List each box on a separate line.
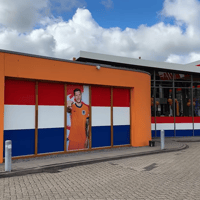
[174, 73, 191, 81]
[193, 87, 200, 117]
[193, 74, 200, 82]
[155, 87, 174, 117]
[150, 71, 154, 81]
[175, 88, 192, 117]
[155, 81, 173, 87]
[155, 71, 173, 81]
[151, 88, 155, 117]
[175, 82, 191, 88]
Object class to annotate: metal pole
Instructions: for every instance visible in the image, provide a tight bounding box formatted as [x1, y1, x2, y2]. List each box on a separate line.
[161, 129, 165, 150]
[5, 140, 12, 172]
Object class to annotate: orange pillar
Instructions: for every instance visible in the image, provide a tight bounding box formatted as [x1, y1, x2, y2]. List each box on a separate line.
[0, 53, 4, 163]
[131, 77, 151, 147]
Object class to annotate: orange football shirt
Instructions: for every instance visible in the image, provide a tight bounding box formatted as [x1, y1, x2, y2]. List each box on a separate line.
[68, 103, 89, 143]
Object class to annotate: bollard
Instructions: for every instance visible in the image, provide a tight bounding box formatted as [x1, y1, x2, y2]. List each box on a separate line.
[5, 140, 12, 172]
[161, 129, 165, 150]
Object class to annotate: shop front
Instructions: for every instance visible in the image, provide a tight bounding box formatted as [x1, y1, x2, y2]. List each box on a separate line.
[0, 50, 151, 163]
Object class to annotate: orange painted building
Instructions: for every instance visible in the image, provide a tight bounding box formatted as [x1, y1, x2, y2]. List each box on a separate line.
[0, 50, 151, 163]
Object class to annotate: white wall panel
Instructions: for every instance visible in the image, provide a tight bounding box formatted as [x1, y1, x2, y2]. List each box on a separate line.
[38, 106, 64, 129]
[4, 105, 35, 130]
[151, 123, 155, 130]
[113, 107, 130, 126]
[156, 123, 174, 130]
[194, 123, 200, 129]
[92, 106, 111, 126]
[176, 123, 193, 130]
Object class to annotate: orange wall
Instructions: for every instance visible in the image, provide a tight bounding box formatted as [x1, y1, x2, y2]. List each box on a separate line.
[0, 52, 151, 163]
[0, 53, 4, 163]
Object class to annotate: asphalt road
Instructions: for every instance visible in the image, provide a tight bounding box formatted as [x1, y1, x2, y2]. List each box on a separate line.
[1, 142, 200, 200]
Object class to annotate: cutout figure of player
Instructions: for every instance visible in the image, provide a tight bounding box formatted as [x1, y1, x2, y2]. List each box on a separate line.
[67, 88, 89, 150]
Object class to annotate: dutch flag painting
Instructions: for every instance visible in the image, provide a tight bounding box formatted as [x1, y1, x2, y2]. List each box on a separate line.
[91, 86, 111, 148]
[37, 82, 65, 154]
[4, 79, 36, 157]
[113, 88, 130, 146]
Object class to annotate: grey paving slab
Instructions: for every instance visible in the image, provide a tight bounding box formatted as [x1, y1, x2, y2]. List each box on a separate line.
[0, 137, 189, 178]
[1, 140, 200, 200]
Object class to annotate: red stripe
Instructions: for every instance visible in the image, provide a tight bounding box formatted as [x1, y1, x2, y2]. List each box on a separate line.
[156, 117, 174, 123]
[194, 117, 200, 123]
[196, 64, 200, 66]
[151, 117, 155, 123]
[5, 79, 35, 105]
[175, 117, 193, 123]
[38, 82, 64, 106]
[113, 88, 130, 107]
[91, 86, 111, 106]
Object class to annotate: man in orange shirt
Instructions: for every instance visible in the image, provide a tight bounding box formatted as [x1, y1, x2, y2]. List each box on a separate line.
[67, 88, 89, 150]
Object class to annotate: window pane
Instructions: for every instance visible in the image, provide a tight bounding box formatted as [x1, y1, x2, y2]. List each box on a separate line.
[175, 88, 192, 117]
[150, 71, 154, 81]
[174, 73, 191, 81]
[193, 88, 200, 116]
[151, 88, 155, 117]
[193, 74, 200, 82]
[155, 71, 173, 81]
[175, 82, 191, 88]
[155, 87, 173, 117]
[155, 81, 173, 87]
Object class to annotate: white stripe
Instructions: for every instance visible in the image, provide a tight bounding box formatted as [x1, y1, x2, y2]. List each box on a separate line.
[38, 106, 64, 129]
[113, 107, 130, 125]
[156, 123, 174, 130]
[194, 123, 200, 129]
[4, 105, 35, 130]
[151, 123, 155, 130]
[176, 123, 193, 130]
[92, 106, 111, 126]
[82, 85, 89, 105]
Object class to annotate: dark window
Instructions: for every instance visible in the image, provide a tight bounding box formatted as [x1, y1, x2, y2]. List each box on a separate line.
[155, 87, 174, 117]
[175, 88, 192, 117]
[193, 87, 200, 116]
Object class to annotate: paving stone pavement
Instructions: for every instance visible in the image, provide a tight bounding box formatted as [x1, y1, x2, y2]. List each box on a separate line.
[0, 139, 200, 200]
[0, 138, 185, 174]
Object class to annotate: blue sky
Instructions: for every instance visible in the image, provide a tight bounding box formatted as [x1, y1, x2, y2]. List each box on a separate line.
[0, 0, 200, 64]
[51, 0, 165, 30]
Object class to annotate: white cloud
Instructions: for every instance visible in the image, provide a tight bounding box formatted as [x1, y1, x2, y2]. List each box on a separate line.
[101, 0, 113, 9]
[0, 0, 49, 32]
[166, 52, 200, 64]
[0, 0, 200, 64]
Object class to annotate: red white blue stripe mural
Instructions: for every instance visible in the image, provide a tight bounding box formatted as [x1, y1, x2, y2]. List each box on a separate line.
[4, 79, 36, 157]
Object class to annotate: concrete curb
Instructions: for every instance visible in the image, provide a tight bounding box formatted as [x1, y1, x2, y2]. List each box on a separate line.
[0, 143, 188, 178]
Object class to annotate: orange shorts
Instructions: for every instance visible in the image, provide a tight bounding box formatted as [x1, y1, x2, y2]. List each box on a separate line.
[68, 140, 86, 151]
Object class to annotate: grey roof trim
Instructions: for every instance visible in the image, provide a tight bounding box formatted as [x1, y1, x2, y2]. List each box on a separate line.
[79, 51, 200, 74]
[0, 49, 149, 75]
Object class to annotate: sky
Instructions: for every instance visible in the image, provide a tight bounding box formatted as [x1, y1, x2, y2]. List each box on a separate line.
[0, 0, 200, 64]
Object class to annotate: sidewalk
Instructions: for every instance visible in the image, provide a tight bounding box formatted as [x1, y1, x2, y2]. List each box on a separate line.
[0, 138, 189, 178]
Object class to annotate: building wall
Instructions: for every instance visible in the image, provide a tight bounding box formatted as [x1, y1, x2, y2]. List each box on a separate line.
[0, 52, 151, 163]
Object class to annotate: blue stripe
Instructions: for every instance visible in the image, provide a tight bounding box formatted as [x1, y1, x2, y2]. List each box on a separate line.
[4, 129, 35, 157]
[155, 130, 174, 137]
[194, 130, 200, 136]
[113, 125, 130, 146]
[176, 130, 193, 137]
[38, 128, 64, 154]
[151, 130, 156, 138]
[92, 126, 111, 148]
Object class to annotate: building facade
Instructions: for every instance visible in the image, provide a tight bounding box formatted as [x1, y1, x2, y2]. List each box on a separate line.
[77, 51, 200, 138]
[0, 50, 151, 163]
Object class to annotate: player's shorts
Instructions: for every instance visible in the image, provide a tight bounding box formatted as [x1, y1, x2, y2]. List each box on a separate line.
[68, 140, 86, 151]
